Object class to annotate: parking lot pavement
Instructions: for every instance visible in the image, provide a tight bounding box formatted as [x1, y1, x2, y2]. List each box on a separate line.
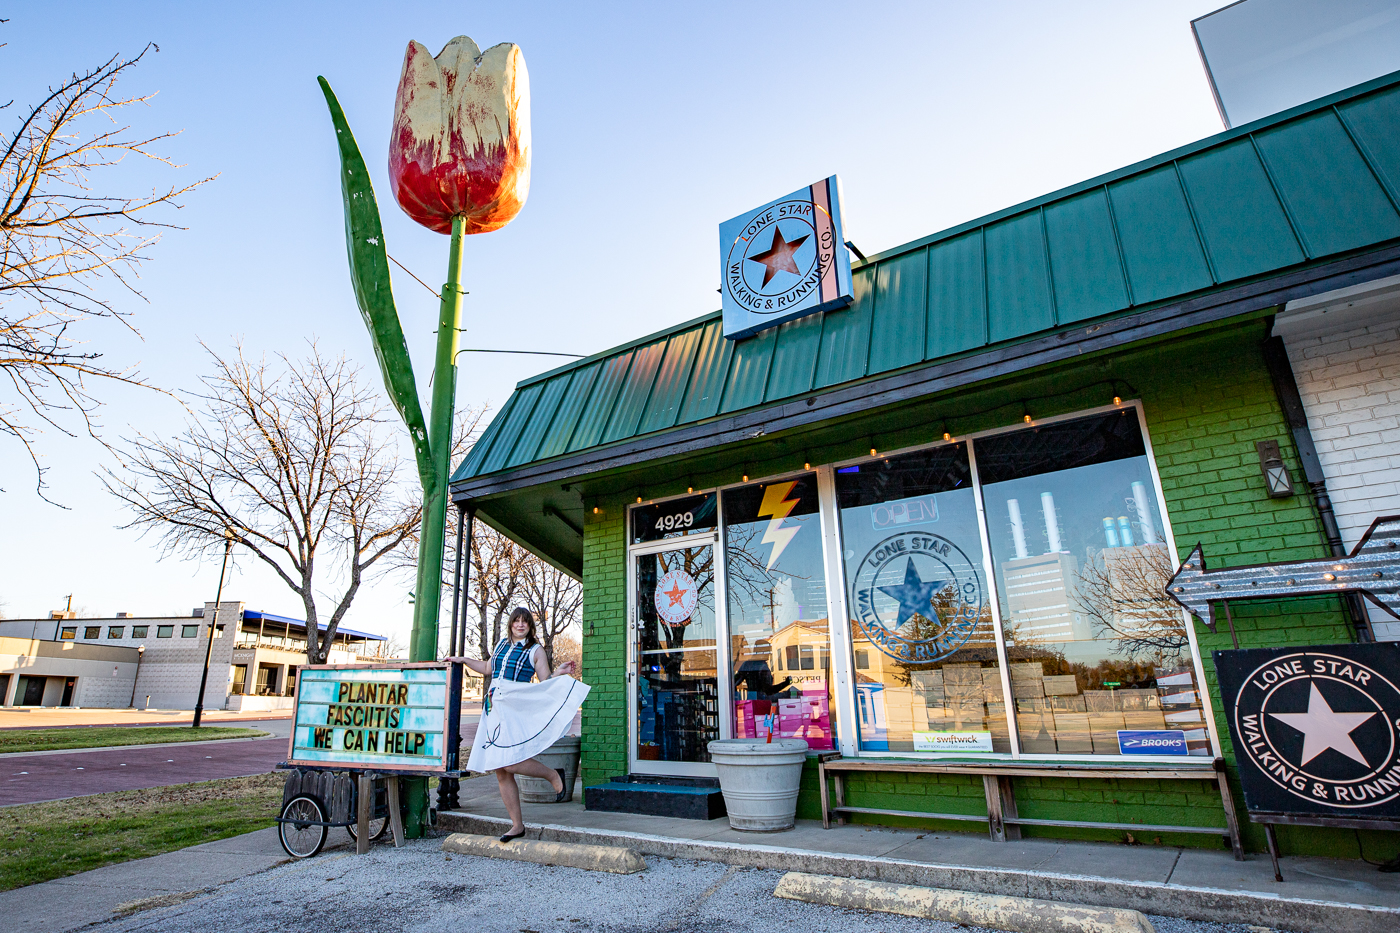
[79, 837, 1270, 933]
[1, 737, 287, 806]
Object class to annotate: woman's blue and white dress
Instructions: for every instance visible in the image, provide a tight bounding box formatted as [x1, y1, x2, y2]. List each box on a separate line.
[465, 639, 589, 773]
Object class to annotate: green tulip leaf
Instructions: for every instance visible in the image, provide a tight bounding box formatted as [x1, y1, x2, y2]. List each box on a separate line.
[317, 76, 434, 492]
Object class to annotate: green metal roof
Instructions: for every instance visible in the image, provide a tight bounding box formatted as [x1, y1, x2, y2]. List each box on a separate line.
[454, 70, 1400, 488]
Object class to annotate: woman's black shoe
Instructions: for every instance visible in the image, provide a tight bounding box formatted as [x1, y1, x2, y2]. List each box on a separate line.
[554, 768, 570, 802]
[498, 828, 527, 843]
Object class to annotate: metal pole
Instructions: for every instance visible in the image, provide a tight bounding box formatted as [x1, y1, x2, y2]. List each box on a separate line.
[410, 213, 467, 663]
[406, 213, 466, 839]
[447, 504, 465, 660]
[129, 646, 145, 708]
[193, 532, 234, 728]
[458, 506, 475, 657]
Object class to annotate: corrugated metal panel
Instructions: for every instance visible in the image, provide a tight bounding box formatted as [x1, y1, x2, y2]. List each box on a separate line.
[1177, 139, 1304, 281]
[535, 362, 601, 459]
[718, 326, 776, 413]
[455, 72, 1400, 484]
[764, 312, 824, 401]
[925, 231, 985, 358]
[506, 373, 571, 467]
[813, 266, 875, 388]
[602, 339, 668, 443]
[638, 327, 702, 434]
[567, 351, 635, 452]
[867, 248, 927, 375]
[985, 211, 1054, 341]
[1255, 110, 1400, 257]
[676, 320, 732, 423]
[452, 389, 515, 480]
[1108, 166, 1213, 303]
[1044, 189, 1128, 324]
[478, 382, 542, 474]
[1340, 87, 1400, 202]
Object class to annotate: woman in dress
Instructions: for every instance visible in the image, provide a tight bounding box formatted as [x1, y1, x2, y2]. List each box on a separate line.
[447, 607, 590, 842]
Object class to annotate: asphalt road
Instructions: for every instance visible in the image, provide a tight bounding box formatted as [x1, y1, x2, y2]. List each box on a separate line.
[82, 840, 1267, 933]
[1, 735, 288, 806]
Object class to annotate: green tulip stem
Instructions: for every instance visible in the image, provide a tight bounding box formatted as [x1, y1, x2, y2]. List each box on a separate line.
[410, 213, 467, 663]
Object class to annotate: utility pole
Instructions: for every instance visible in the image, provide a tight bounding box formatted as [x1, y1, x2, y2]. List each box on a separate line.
[193, 529, 235, 728]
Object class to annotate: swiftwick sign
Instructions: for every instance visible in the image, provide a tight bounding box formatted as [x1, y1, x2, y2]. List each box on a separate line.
[1213, 644, 1400, 820]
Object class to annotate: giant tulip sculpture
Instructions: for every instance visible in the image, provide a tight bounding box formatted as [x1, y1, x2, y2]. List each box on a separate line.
[317, 36, 530, 670]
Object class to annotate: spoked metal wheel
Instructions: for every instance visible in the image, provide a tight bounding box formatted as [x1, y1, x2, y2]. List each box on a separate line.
[345, 777, 390, 843]
[279, 795, 328, 859]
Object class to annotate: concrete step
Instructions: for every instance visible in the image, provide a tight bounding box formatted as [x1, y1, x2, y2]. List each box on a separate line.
[582, 781, 726, 820]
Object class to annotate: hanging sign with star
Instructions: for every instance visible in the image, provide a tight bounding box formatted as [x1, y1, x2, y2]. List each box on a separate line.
[654, 568, 700, 627]
[719, 175, 854, 340]
[1213, 644, 1400, 820]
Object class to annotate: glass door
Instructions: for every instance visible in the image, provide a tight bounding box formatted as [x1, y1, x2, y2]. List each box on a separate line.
[630, 538, 722, 775]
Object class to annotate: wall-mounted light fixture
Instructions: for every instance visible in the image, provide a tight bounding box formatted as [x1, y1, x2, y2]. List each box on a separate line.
[1256, 440, 1295, 498]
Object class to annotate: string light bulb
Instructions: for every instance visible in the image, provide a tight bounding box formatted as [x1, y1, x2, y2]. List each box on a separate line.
[804, 462, 811, 471]
[870, 447, 878, 457]
[1023, 413, 1032, 423]
[687, 486, 694, 494]
[742, 474, 748, 483]
[636, 496, 643, 503]
[592, 507, 600, 514]
[1113, 395, 1122, 406]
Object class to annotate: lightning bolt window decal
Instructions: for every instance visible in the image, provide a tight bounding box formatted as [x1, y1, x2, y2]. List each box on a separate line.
[757, 481, 802, 569]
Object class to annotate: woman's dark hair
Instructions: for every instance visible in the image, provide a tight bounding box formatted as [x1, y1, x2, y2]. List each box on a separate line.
[507, 607, 538, 648]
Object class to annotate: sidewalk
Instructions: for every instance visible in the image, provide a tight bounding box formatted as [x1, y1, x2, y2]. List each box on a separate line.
[0, 825, 338, 933]
[440, 775, 1400, 933]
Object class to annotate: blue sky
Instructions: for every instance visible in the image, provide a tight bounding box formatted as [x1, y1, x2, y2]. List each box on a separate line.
[0, 1, 1225, 642]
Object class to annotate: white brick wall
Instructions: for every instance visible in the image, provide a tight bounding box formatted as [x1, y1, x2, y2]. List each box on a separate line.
[1283, 312, 1400, 640]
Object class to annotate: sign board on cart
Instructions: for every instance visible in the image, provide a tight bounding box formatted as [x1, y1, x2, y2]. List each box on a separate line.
[1213, 643, 1400, 821]
[287, 662, 461, 774]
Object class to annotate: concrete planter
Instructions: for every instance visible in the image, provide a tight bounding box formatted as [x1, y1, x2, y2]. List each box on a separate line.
[515, 734, 581, 802]
[708, 738, 809, 831]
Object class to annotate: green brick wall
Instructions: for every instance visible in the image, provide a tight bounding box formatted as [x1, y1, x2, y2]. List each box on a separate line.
[580, 498, 627, 788]
[574, 319, 1392, 861]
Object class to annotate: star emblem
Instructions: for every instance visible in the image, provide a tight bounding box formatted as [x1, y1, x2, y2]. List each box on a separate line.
[663, 583, 688, 607]
[877, 558, 945, 628]
[1269, 682, 1376, 767]
[747, 225, 810, 287]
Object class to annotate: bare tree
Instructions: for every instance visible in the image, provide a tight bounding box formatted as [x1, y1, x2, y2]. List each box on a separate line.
[460, 524, 534, 660]
[102, 344, 417, 663]
[2, 43, 210, 495]
[1076, 543, 1189, 660]
[522, 560, 582, 667]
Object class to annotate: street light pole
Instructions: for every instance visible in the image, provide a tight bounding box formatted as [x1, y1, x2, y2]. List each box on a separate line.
[193, 529, 235, 729]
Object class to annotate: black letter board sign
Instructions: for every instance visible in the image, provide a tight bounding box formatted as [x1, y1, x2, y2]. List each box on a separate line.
[1213, 643, 1400, 820]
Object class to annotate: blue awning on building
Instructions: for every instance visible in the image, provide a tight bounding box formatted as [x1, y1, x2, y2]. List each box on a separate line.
[240, 609, 387, 642]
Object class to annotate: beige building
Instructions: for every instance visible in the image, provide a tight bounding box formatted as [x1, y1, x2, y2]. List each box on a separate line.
[0, 601, 387, 710]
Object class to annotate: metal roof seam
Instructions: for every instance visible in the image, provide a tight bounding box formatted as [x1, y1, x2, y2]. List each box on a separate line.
[625, 335, 670, 439]
[1039, 205, 1060, 326]
[496, 380, 548, 469]
[1102, 182, 1136, 308]
[1172, 159, 1221, 285]
[1248, 132, 1312, 260]
[1333, 103, 1400, 217]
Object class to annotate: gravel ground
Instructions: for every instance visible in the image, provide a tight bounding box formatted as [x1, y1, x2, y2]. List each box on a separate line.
[91, 838, 1285, 933]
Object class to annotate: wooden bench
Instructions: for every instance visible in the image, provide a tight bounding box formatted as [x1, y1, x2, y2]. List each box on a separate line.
[816, 753, 1244, 860]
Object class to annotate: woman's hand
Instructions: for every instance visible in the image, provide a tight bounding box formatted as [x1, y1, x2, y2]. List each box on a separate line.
[552, 661, 577, 678]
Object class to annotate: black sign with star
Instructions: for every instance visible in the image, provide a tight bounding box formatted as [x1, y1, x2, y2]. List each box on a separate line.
[1213, 643, 1400, 820]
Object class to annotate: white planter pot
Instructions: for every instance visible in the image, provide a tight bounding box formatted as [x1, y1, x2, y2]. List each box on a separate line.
[515, 735, 581, 803]
[708, 738, 809, 831]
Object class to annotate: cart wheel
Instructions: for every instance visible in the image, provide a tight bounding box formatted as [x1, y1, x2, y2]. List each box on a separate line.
[345, 777, 390, 843]
[345, 812, 389, 842]
[279, 795, 327, 859]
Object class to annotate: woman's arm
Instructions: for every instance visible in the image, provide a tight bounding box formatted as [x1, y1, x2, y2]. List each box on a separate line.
[443, 656, 491, 676]
[532, 646, 577, 680]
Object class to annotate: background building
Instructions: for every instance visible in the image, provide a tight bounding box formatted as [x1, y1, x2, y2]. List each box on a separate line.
[0, 601, 387, 710]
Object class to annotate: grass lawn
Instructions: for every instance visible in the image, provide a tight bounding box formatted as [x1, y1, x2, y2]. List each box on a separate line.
[0, 773, 284, 891]
[0, 726, 267, 754]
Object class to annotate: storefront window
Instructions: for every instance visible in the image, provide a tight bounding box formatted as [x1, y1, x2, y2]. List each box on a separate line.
[634, 543, 719, 762]
[836, 444, 1009, 753]
[723, 474, 835, 750]
[975, 409, 1208, 756]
